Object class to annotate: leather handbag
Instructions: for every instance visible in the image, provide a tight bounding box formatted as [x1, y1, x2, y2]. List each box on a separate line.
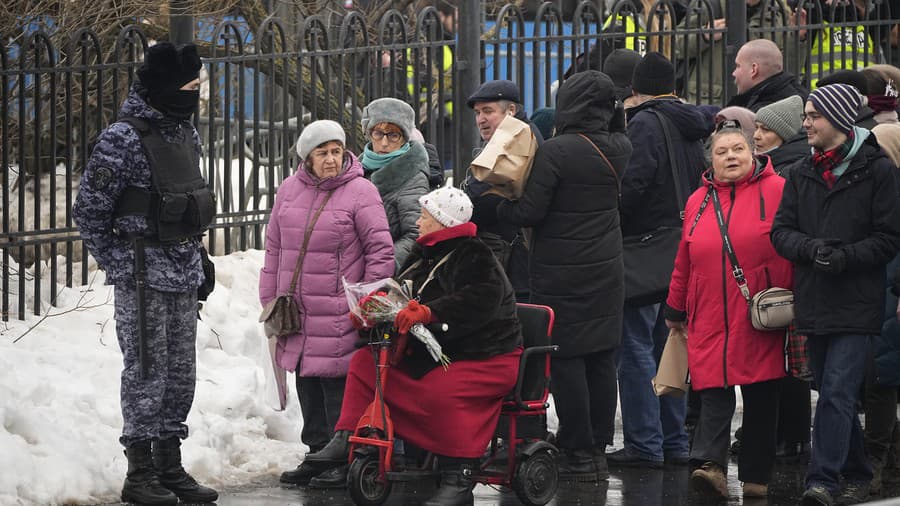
[750, 287, 795, 330]
[259, 191, 334, 338]
[708, 186, 794, 331]
[578, 113, 685, 307]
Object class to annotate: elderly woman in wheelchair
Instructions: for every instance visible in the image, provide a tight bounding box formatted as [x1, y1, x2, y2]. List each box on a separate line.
[303, 187, 525, 505]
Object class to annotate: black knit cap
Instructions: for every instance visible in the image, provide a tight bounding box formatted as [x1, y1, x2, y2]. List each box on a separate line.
[137, 42, 202, 94]
[603, 49, 642, 101]
[816, 69, 869, 95]
[631, 51, 676, 96]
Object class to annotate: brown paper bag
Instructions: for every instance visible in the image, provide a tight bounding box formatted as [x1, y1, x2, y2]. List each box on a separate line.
[470, 114, 537, 199]
[652, 327, 689, 397]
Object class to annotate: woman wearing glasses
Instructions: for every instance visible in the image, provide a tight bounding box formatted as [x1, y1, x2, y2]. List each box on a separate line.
[359, 97, 432, 271]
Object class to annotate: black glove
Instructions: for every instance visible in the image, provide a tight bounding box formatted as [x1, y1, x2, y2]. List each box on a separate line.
[814, 246, 847, 274]
[801, 238, 841, 263]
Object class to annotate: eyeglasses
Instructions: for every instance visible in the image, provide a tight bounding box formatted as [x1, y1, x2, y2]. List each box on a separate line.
[370, 130, 403, 143]
[715, 119, 741, 132]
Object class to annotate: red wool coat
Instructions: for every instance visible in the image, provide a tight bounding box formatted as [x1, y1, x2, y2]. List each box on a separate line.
[666, 157, 792, 390]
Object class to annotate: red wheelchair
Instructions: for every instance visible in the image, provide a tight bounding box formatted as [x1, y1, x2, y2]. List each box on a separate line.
[345, 303, 559, 506]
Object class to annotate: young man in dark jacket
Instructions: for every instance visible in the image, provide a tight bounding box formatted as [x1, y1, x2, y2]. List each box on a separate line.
[607, 52, 708, 469]
[771, 83, 900, 506]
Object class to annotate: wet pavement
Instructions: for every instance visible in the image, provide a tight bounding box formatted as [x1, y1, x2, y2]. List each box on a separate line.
[213, 457, 900, 505]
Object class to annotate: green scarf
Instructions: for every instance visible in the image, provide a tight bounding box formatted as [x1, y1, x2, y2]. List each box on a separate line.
[361, 142, 410, 171]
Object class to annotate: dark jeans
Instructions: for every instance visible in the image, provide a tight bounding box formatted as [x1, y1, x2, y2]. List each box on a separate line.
[776, 376, 811, 446]
[806, 334, 873, 493]
[690, 380, 779, 484]
[296, 374, 346, 452]
[552, 349, 618, 450]
[615, 303, 688, 460]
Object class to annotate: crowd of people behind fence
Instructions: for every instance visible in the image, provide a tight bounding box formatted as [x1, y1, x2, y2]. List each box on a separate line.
[69, 2, 900, 505]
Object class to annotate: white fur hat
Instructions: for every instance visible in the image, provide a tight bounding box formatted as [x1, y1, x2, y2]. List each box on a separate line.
[296, 120, 346, 160]
[418, 187, 473, 228]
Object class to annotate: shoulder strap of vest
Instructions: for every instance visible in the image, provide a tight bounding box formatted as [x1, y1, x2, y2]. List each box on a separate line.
[119, 116, 152, 136]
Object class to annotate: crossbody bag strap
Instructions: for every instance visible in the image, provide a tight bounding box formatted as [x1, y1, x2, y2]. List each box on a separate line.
[417, 251, 455, 297]
[577, 133, 621, 200]
[286, 190, 335, 295]
[709, 187, 751, 303]
[647, 109, 687, 218]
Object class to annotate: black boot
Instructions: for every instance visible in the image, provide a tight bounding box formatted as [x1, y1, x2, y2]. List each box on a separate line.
[305, 430, 352, 463]
[152, 437, 219, 503]
[307, 463, 350, 489]
[280, 460, 332, 486]
[423, 457, 477, 506]
[122, 441, 178, 505]
[592, 444, 610, 481]
[558, 448, 598, 482]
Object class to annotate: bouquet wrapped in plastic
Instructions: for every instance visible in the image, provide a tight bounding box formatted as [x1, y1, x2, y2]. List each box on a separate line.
[343, 277, 450, 369]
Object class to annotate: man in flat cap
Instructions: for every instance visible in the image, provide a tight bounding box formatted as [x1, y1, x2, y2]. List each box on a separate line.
[74, 42, 218, 505]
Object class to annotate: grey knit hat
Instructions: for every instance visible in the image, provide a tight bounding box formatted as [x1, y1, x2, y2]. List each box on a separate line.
[808, 83, 863, 135]
[755, 95, 804, 142]
[361, 97, 415, 140]
[296, 120, 346, 159]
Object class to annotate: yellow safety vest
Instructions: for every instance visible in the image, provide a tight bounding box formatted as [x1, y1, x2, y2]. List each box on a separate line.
[809, 22, 876, 88]
[406, 46, 454, 118]
[603, 14, 646, 56]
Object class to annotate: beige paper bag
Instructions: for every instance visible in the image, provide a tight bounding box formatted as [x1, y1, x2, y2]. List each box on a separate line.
[652, 327, 690, 397]
[470, 114, 537, 199]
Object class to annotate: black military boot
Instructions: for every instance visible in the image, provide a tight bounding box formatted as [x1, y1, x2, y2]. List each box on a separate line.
[304, 430, 352, 463]
[423, 457, 477, 506]
[122, 441, 178, 505]
[558, 448, 598, 482]
[152, 437, 218, 503]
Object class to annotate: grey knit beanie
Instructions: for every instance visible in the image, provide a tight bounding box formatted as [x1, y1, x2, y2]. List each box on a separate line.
[808, 83, 863, 135]
[296, 120, 346, 160]
[755, 95, 804, 142]
[361, 97, 415, 140]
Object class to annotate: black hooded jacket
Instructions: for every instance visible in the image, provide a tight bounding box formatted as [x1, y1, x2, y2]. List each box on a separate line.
[498, 71, 631, 356]
[766, 131, 809, 176]
[771, 130, 900, 335]
[726, 71, 809, 112]
[621, 97, 710, 237]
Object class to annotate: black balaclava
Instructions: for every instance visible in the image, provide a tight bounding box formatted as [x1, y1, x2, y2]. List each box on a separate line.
[137, 42, 202, 120]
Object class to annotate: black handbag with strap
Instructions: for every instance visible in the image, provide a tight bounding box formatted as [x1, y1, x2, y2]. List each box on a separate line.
[622, 110, 687, 306]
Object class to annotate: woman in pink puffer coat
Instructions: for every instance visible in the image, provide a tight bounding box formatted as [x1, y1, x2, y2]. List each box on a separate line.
[259, 120, 394, 484]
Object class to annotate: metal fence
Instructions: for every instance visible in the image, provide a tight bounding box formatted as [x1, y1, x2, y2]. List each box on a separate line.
[2, 0, 899, 320]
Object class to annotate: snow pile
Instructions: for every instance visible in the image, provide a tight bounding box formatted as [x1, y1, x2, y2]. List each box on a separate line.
[0, 250, 303, 505]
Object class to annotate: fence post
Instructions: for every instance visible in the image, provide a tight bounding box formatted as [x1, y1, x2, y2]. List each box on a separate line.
[455, 0, 481, 184]
[724, 1, 747, 102]
[170, 0, 195, 45]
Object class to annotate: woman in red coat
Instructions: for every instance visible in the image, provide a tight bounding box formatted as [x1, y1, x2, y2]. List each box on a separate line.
[664, 124, 792, 499]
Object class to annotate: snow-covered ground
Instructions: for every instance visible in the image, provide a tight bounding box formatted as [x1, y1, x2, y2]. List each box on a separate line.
[0, 250, 304, 505]
[0, 249, 563, 505]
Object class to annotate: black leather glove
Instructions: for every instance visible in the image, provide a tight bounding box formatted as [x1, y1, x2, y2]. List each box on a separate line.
[801, 238, 841, 263]
[814, 246, 847, 274]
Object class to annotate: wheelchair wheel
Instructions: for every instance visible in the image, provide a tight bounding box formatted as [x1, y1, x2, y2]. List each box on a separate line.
[347, 455, 392, 506]
[512, 449, 558, 506]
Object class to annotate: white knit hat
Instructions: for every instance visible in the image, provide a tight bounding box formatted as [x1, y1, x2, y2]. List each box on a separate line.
[418, 187, 473, 228]
[296, 120, 346, 159]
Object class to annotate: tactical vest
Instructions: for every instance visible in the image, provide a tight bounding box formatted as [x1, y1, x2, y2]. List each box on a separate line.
[604, 14, 646, 56]
[114, 117, 216, 243]
[809, 22, 876, 88]
[406, 46, 454, 118]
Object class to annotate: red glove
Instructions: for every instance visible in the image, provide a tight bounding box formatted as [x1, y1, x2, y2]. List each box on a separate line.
[395, 300, 433, 335]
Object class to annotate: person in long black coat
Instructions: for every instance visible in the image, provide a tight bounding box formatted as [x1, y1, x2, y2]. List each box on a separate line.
[498, 69, 631, 481]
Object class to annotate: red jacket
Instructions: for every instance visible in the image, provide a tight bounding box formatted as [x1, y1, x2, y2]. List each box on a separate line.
[666, 157, 792, 390]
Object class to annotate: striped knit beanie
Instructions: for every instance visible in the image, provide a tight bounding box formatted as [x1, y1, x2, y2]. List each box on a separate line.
[807, 83, 863, 135]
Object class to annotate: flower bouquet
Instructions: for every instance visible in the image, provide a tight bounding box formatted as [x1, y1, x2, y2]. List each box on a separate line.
[343, 277, 450, 369]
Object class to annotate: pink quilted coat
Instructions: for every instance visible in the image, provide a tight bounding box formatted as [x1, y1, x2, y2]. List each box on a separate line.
[259, 152, 394, 376]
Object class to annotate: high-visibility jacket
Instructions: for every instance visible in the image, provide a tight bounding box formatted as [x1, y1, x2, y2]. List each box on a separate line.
[809, 22, 876, 88]
[406, 46, 454, 118]
[603, 13, 646, 56]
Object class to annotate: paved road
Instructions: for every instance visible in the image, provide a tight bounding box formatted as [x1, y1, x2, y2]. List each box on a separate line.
[212, 457, 900, 505]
